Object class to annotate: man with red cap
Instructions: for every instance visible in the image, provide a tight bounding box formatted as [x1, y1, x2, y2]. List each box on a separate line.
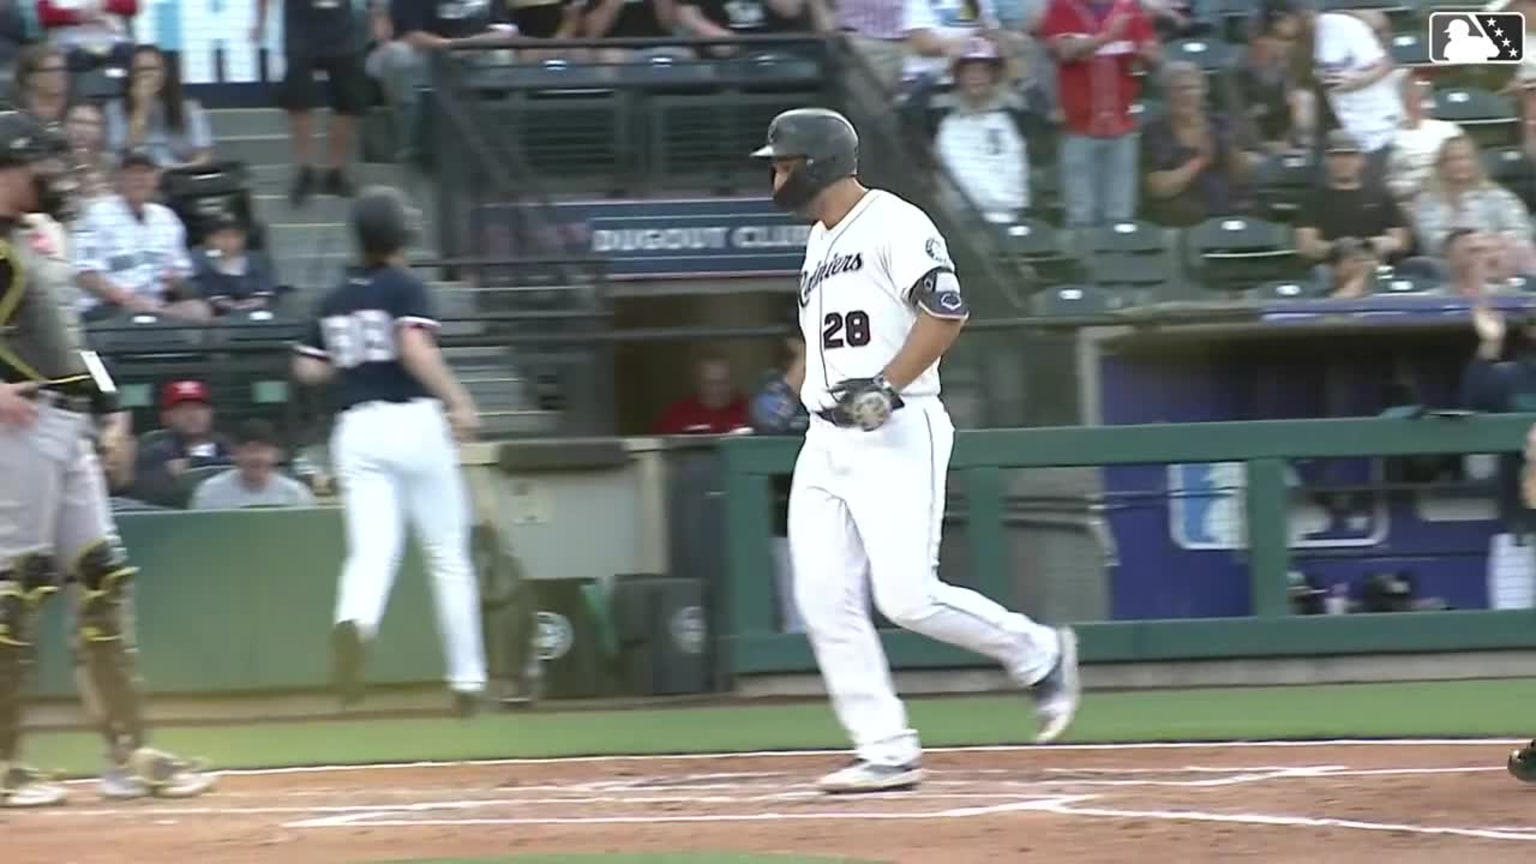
[131, 379, 232, 508]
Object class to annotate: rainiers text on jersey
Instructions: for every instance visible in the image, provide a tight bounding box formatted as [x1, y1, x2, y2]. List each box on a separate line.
[796, 189, 968, 408]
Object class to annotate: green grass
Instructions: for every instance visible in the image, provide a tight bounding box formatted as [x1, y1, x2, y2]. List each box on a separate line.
[20, 678, 1536, 776]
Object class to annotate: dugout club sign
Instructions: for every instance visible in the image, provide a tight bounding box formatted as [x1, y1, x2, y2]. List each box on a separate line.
[590, 224, 810, 253]
[478, 197, 811, 280]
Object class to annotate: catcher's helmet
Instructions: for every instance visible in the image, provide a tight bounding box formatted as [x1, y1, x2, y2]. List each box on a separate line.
[350, 185, 416, 260]
[750, 108, 858, 212]
[0, 111, 46, 170]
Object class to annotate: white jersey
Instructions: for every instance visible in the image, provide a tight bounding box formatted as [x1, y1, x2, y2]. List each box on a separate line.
[797, 189, 959, 410]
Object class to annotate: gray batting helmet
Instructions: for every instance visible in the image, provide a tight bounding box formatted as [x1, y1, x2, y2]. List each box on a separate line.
[750, 108, 859, 211]
[350, 185, 416, 259]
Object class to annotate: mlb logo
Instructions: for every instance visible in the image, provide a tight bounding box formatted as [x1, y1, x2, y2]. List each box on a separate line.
[1428, 11, 1525, 65]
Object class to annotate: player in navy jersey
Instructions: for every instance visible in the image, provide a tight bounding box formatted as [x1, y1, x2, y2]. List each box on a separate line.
[291, 186, 488, 715]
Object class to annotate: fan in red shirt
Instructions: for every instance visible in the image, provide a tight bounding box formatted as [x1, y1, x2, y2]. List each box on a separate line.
[1036, 0, 1159, 227]
[655, 356, 752, 436]
[37, 0, 139, 72]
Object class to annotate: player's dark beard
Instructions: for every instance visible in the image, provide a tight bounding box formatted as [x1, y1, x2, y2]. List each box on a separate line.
[771, 168, 820, 218]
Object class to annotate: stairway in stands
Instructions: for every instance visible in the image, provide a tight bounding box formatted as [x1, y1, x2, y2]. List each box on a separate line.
[205, 107, 560, 437]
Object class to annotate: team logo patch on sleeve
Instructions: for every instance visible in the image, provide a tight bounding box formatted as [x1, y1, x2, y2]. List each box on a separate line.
[925, 237, 951, 268]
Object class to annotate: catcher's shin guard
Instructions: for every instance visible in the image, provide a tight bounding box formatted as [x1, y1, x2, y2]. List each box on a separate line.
[0, 555, 57, 763]
[72, 540, 146, 758]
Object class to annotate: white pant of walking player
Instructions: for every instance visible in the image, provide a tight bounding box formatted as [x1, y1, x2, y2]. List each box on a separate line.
[331, 398, 487, 693]
[789, 399, 1061, 767]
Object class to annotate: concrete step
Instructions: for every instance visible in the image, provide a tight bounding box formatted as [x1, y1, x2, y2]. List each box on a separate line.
[268, 220, 346, 248]
[216, 134, 298, 167]
[273, 251, 352, 290]
[246, 161, 407, 195]
[252, 192, 352, 225]
[207, 107, 292, 139]
[483, 408, 562, 438]
[438, 318, 486, 338]
[466, 384, 534, 413]
[444, 346, 511, 362]
[268, 242, 440, 286]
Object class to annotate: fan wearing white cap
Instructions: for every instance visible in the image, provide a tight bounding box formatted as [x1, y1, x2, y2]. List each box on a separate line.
[932, 37, 1029, 224]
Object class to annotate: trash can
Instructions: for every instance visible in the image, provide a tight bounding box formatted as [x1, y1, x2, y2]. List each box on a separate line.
[610, 574, 710, 696]
[529, 578, 612, 699]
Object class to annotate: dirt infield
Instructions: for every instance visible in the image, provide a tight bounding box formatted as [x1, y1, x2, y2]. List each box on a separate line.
[9, 741, 1536, 863]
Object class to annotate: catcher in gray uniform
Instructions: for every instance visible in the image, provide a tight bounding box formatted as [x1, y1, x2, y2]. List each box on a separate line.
[0, 113, 216, 807]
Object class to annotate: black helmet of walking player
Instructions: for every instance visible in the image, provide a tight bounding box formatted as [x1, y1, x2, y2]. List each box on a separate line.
[750, 108, 859, 212]
[351, 185, 417, 263]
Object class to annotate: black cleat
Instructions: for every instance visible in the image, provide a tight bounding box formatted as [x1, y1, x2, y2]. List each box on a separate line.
[1031, 627, 1081, 743]
[322, 168, 355, 198]
[453, 690, 483, 719]
[288, 165, 317, 207]
[331, 620, 365, 708]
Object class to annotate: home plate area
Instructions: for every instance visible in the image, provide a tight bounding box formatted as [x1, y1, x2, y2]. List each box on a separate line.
[10, 742, 1536, 863]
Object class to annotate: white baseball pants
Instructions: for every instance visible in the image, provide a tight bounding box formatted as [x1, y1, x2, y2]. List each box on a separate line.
[788, 399, 1061, 766]
[331, 398, 487, 693]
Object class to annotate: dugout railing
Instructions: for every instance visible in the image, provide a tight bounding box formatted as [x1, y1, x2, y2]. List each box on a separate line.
[718, 413, 1536, 677]
[23, 409, 1536, 701]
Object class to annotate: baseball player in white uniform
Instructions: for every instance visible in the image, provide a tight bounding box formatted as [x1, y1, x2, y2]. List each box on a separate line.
[751, 108, 1081, 795]
[291, 187, 488, 716]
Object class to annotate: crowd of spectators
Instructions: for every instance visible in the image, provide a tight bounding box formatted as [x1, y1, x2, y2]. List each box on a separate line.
[364, 0, 1535, 303]
[7, 38, 282, 322]
[875, 0, 1536, 300]
[0, 23, 310, 511]
[109, 379, 326, 512]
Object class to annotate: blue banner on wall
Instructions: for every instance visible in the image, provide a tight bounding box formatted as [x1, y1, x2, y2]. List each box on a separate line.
[1097, 300, 1536, 621]
[475, 198, 810, 281]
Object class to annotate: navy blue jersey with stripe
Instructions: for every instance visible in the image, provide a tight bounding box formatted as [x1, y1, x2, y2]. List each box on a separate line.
[294, 266, 436, 410]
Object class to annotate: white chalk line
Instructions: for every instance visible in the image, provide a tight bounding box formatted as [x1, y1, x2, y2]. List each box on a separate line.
[1040, 800, 1536, 843]
[19, 756, 1534, 845]
[133, 737, 1526, 782]
[102, 764, 1505, 801]
[31, 765, 1384, 810]
[281, 797, 1086, 829]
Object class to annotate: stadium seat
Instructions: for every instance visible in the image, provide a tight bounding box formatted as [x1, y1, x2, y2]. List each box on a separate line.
[1389, 32, 1430, 67]
[1246, 279, 1315, 301]
[1076, 219, 1171, 256]
[1089, 252, 1181, 306]
[1002, 218, 1078, 282]
[1432, 87, 1518, 147]
[1087, 251, 1177, 291]
[1185, 215, 1298, 292]
[1163, 38, 1237, 73]
[1211, 0, 1259, 43]
[86, 313, 210, 355]
[732, 52, 824, 89]
[1373, 268, 1437, 295]
[1032, 284, 1122, 316]
[1505, 274, 1536, 293]
[209, 309, 306, 347]
[1128, 98, 1165, 127]
[1482, 146, 1536, 211]
[1320, 0, 1413, 12]
[1253, 151, 1317, 222]
[161, 161, 262, 250]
